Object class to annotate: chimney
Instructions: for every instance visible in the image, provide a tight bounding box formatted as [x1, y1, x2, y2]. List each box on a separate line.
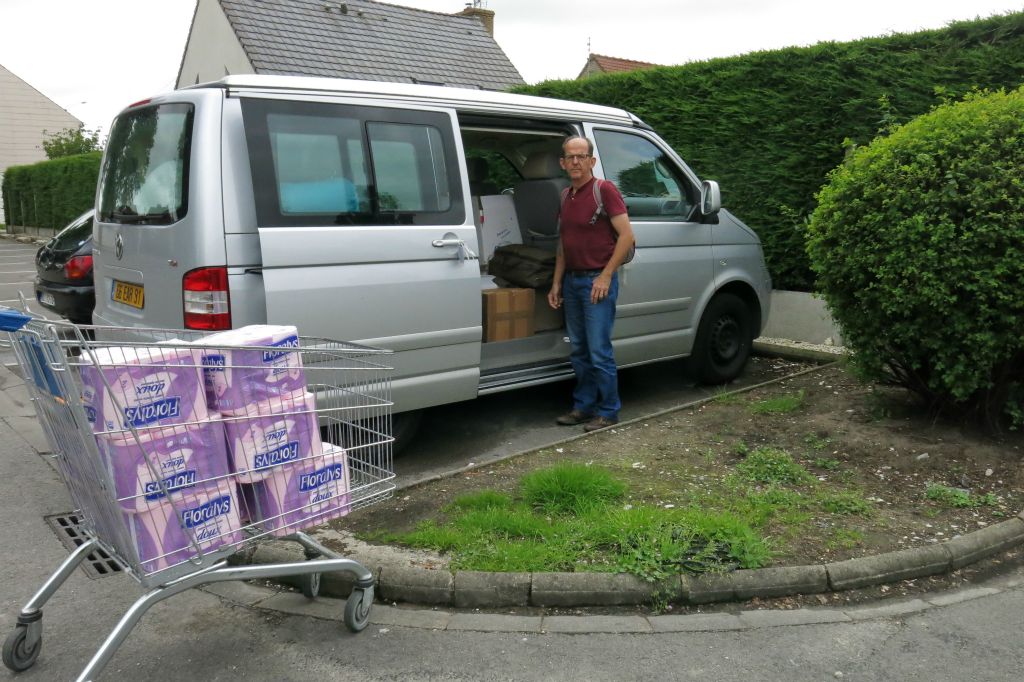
[458, 5, 495, 36]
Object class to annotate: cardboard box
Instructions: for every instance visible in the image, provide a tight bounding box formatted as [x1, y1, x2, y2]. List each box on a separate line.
[482, 288, 535, 342]
[478, 195, 522, 264]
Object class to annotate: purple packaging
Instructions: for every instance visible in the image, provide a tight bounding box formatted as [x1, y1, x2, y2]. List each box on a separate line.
[243, 442, 351, 537]
[223, 392, 322, 483]
[195, 325, 308, 414]
[79, 345, 209, 442]
[124, 478, 243, 574]
[96, 418, 232, 512]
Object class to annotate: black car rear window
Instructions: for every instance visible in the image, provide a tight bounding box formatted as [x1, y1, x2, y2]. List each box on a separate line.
[97, 103, 194, 225]
[51, 212, 93, 252]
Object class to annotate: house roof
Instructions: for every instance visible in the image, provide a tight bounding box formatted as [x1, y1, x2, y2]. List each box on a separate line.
[218, 0, 525, 91]
[578, 53, 661, 78]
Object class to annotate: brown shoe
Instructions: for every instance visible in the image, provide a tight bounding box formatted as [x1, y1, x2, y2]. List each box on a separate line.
[583, 416, 619, 432]
[556, 409, 593, 426]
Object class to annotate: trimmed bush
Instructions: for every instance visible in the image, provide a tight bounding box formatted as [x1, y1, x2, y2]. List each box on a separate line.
[516, 12, 1024, 290]
[806, 88, 1024, 427]
[2, 152, 101, 228]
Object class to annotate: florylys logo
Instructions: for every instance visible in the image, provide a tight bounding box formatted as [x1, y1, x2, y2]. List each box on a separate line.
[299, 464, 345, 492]
[123, 397, 181, 428]
[262, 335, 300, 364]
[144, 470, 197, 500]
[181, 495, 232, 529]
[253, 442, 299, 470]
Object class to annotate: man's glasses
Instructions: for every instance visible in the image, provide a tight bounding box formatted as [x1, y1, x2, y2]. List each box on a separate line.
[562, 154, 591, 162]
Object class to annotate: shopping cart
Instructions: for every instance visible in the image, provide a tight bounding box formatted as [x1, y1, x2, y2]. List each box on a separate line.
[0, 308, 395, 681]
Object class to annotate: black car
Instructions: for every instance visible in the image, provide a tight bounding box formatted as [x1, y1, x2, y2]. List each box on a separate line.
[35, 210, 95, 324]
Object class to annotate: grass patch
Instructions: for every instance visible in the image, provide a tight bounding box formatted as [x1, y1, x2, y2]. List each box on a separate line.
[750, 389, 806, 415]
[814, 457, 841, 470]
[735, 447, 815, 486]
[925, 484, 998, 509]
[819, 491, 872, 516]
[827, 528, 865, 550]
[521, 463, 626, 514]
[386, 464, 771, 581]
[709, 387, 744, 405]
[804, 433, 831, 450]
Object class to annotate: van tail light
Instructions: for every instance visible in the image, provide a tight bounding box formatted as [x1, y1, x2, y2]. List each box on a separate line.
[183, 267, 231, 330]
[64, 255, 93, 280]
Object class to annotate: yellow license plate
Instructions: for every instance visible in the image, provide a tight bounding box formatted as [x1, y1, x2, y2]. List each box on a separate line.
[112, 280, 144, 309]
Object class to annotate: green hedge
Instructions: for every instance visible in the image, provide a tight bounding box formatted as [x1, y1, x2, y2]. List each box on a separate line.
[514, 12, 1024, 291]
[1, 152, 101, 229]
[807, 88, 1024, 427]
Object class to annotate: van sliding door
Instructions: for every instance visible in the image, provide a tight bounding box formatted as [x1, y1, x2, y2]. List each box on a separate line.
[241, 98, 481, 412]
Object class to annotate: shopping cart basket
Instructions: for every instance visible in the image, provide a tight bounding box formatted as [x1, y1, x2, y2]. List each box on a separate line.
[0, 308, 395, 680]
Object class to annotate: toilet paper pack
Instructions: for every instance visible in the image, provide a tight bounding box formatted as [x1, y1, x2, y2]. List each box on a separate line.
[80, 345, 209, 441]
[223, 392, 322, 483]
[243, 441, 351, 536]
[125, 478, 243, 574]
[97, 418, 231, 512]
[195, 325, 307, 414]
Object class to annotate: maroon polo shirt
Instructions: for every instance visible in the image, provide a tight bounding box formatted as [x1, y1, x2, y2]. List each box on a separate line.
[559, 177, 628, 271]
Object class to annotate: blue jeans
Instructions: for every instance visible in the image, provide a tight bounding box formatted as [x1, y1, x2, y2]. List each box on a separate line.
[562, 271, 620, 420]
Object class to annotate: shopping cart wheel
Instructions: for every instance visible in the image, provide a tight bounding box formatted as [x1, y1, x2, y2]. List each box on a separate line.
[299, 571, 321, 599]
[3, 625, 41, 672]
[344, 586, 374, 632]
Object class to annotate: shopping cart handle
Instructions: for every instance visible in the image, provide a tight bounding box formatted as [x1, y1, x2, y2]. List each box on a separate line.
[0, 307, 31, 332]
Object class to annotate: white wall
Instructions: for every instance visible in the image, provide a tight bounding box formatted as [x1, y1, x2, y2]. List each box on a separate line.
[0, 64, 82, 220]
[176, 0, 254, 89]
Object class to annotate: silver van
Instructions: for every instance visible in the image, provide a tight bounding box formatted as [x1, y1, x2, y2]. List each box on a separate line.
[93, 75, 771, 429]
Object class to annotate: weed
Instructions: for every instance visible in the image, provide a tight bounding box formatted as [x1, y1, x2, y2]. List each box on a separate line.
[925, 484, 998, 508]
[750, 390, 806, 415]
[734, 441, 750, 457]
[448, 490, 512, 511]
[701, 448, 717, 464]
[521, 463, 626, 514]
[710, 388, 744, 405]
[736, 447, 815, 486]
[804, 433, 831, 450]
[827, 528, 865, 550]
[814, 457, 841, 470]
[819, 492, 872, 516]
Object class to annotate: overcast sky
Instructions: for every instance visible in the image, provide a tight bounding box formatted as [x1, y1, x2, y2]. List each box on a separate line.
[1, 0, 1020, 134]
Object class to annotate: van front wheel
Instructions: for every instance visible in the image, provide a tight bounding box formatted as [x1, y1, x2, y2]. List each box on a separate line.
[686, 293, 752, 384]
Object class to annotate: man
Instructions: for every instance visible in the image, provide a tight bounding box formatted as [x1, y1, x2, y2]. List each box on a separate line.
[548, 136, 635, 432]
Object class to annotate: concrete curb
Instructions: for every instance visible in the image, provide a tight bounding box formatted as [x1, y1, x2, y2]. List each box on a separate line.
[247, 516, 1024, 608]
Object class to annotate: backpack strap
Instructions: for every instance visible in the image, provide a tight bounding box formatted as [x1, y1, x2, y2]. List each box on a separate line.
[588, 178, 605, 225]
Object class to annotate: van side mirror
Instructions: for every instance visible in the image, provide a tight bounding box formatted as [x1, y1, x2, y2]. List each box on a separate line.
[700, 180, 721, 217]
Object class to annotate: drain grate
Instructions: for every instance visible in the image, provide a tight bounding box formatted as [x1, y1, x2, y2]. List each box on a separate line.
[45, 513, 124, 579]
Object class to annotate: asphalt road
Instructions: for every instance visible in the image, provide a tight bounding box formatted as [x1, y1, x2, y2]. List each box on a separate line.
[0, 241, 49, 320]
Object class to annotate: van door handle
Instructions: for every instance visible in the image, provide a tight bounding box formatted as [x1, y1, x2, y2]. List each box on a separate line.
[432, 237, 477, 262]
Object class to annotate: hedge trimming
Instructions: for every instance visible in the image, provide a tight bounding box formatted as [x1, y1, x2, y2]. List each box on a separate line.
[1, 152, 101, 229]
[806, 88, 1024, 428]
[514, 12, 1024, 291]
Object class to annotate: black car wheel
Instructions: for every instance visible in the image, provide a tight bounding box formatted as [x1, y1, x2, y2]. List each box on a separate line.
[686, 293, 753, 384]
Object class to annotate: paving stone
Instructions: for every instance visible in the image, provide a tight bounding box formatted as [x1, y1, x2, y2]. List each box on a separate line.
[378, 566, 453, 605]
[447, 613, 542, 632]
[926, 586, 1000, 607]
[844, 599, 932, 621]
[732, 565, 827, 599]
[256, 591, 345, 621]
[686, 573, 736, 604]
[530, 572, 672, 607]
[826, 545, 950, 590]
[542, 615, 652, 633]
[201, 580, 279, 606]
[943, 518, 1024, 569]
[368, 604, 452, 629]
[648, 613, 746, 632]
[453, 571, 530, 607]
[738, 608, 851, 628]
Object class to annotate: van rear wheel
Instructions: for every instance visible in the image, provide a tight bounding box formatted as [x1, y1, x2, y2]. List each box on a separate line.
[686, 293, 752, 384]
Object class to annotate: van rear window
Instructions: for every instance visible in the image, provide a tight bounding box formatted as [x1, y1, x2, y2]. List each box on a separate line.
[241, 98, 463, 227]
[98, 103, 194, 225]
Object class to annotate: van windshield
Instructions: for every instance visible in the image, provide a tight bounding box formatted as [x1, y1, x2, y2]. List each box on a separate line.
[98, 103, 194, 225]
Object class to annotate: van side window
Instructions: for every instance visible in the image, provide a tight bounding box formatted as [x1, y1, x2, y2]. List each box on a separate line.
[593, 129, 694, 221]
[241, 99, 464, 227]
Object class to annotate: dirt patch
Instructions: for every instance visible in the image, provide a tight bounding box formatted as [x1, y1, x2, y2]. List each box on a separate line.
[329, 361, 1024, 570]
